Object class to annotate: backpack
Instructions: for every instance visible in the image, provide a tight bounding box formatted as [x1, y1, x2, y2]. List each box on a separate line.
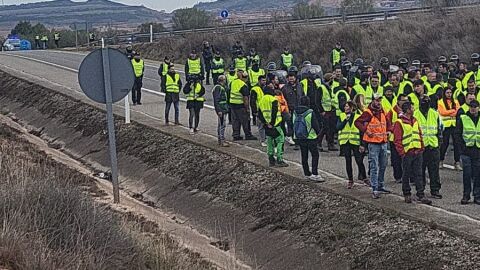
[294, 109, 312, 140]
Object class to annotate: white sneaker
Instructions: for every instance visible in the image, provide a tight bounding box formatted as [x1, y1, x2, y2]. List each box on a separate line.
[312, 174, 325, 182]
[261, 142, 267, 147]
[189, 128, 194, 135]
[308, 175, 317, 181]
[286, 136, 295, 145]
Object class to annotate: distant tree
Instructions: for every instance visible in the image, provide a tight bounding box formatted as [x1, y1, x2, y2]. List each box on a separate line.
[172, 8, 211, 30]
[341, 0, 374, 14]
[137, 22, 165, 33]
[292, 1, 325, 19]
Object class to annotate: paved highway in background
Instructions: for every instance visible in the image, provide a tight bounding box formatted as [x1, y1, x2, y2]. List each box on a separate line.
[0, 49, 477, 221]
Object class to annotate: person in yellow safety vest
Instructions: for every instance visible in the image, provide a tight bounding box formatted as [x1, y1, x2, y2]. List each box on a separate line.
[212, 75, 230, 146]
[381, 86, 397, 114]
[393, 101, 432, 205]
[158, 56, 172, 92]
[234, 52, 247, 72]
[131, 52, 144, 105]
[449, 78, 466, 105]
[250, 75, 267, 145]
[294, 96, 324, 181]
[183, 75, 205, 134]
[386, 94, 409, 183]
[414, 96, 443, 199]
[41, 35, 48, 50]
[455, 99, 480, 205]
[383, 73, 400, 96]
[247, 48, 261, 68]
[353, 73, 369, 97]
[420, 64, 432, 83]
[424, 72, 443, 110]
[408, 79, 425, 111]
[333, 79, 350, 117]
[365, 75, 384, 105]
[258, 83, 288, 167]
[399, 70, 415, 96]
[230, 70, 257, 141]
[300, 71, 321, 116]
[185, 49, 205, 82]
[457, 92, 477, 122]
[211, 51, 225, 85]
[162, 64, 182, 125]
[331, 66, 345, 91]
[225, 65, 237, 88]
[54, 32, 60, 48]
[331, 42, 342, 70]
[462, 53, 480, 89]
[247, 59, 265, 87]
[280, 47, 293, 71]
[438, 87, 461, 170]
[337, 101, 367, 189]
[463, 79, 480, 102]
[34, 35, 41, 49]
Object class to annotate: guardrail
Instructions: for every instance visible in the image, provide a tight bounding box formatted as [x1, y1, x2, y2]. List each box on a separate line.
[113, 4, 479, 44]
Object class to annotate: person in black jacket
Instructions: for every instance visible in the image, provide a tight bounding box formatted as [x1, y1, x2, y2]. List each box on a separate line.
[282, 71, 303, 149]
[212, 75, 229, 146]
[202, 41, 213, 85]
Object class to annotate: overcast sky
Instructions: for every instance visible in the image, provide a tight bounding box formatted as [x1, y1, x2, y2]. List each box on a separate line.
[3, 0, 214, 12]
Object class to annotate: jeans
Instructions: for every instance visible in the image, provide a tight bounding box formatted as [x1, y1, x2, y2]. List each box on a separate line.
[257, 116, 266, 142]
[390, 141, 403, 180]
[165, 101, 179, 123]
[298, 139, 319, 176]
[422, 148, 441, 193]
[131, 78, 143, 104]
[402, 152, 425, 197]
[217, 114, 226, 142]
[368, 143, 388, 192]
[188, 107, 201, 129]
[460, 155, 480, 200]
[231, 107, 252, 138]
[342, 143, 366, 181]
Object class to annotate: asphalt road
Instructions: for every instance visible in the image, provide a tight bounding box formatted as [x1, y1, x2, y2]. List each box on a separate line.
[0, 49, 478, 221]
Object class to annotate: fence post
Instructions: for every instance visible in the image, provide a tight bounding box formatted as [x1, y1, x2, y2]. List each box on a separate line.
[384, 11, 388, 22]
[150, 24, 153, 43]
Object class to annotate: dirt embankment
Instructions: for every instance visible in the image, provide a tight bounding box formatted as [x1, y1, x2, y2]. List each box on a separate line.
[1, 70, 480, 269]
[134, 9, 480, 69]
[0, 121, 214, 270]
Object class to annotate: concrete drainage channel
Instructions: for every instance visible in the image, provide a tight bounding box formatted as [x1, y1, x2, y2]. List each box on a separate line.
[1, 70, 480, 269]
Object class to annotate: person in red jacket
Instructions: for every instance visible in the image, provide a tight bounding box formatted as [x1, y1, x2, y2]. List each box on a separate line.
[393, 101, 432, 205]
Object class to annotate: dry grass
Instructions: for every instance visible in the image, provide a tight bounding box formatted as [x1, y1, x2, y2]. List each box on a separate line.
[0, 125, 214, 270]
[135, 8, 480, 69]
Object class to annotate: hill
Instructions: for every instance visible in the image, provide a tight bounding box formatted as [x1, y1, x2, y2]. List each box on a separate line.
[0, 0, 170, 32]
[195, 0, 299, 12]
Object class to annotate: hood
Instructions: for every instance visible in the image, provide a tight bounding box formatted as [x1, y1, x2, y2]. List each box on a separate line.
[398, 113, 416, 125]
[295, 105, 310, 114]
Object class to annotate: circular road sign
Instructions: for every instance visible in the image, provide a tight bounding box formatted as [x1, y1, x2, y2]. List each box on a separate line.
[221, 10, 229, 18]
[78, 48, 134, 104]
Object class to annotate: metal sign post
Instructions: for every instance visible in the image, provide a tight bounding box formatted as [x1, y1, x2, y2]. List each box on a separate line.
[78, 48, 134, 204]
[101, 47, 120, 203]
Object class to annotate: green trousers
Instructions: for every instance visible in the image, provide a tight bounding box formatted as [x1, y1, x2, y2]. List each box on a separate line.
[267, 126, 285, 161]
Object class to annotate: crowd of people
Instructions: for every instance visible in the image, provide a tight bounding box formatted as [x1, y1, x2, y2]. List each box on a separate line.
[129, 40, 480, 206]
